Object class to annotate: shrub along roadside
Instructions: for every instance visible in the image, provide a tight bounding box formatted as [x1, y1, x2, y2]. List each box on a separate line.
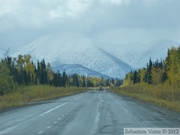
[110, 84, 180, 112]
[0, 85, 87, 111]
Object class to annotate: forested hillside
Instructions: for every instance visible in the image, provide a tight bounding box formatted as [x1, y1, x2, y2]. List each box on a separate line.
[112, 46, 180, 112]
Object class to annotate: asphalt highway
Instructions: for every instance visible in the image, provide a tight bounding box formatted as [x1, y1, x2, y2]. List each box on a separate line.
[0, 90, 179, 135]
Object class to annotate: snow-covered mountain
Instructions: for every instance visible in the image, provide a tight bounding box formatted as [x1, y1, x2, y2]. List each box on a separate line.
[96, 42, 148, 68]
[126, 40, 179, 68]
[0, 35, 179, 79]
[8, 35, 134, 79]
[52, 63, 111, 78]
[92, 39, 180, 69]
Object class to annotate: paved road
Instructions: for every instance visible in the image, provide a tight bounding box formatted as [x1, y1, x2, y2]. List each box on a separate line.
[0, 90, 179, 135]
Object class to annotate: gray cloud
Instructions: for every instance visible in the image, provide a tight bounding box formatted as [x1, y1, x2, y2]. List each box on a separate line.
[0, 0, 180, 49]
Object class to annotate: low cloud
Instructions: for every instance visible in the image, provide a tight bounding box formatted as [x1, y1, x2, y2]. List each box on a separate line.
[0, 0, 180, 49]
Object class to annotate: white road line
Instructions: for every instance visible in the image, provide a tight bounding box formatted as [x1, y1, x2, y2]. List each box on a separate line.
[0, 125, 17, 134]
[47, 126, 52, 129]
[38, 131, 44, 134]
[53, 121, 57, 124]
[58, 118, 61, 120]
[39, 103, 66, 116]
[91, 100, 101, 135]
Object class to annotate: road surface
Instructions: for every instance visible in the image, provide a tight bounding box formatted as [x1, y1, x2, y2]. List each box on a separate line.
[0, 90, 179, 135]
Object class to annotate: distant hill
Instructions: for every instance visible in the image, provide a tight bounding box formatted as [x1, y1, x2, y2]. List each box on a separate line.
[0, 35, 179, 79]
[4, 35, 134, 79]
[117, 40, 179, 69]
[135, 40, 180, 68]
[52, 63, 111, 79]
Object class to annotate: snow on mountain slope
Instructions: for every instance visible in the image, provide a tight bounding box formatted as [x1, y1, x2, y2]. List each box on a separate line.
[98, 48, 134, 76]
[11, 35, 134, 78]
[52, 63, 111, 78]
[3, 35, 179, 79]
[134, 40, 180, 68]
[96, 42, 147, 67]
[101, 40, 180, 69]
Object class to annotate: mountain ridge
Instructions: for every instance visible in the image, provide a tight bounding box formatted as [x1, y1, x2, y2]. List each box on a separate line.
[0, 36, 179, 79]
[3, 35, 134, 78]
[52, 63, 111, 79]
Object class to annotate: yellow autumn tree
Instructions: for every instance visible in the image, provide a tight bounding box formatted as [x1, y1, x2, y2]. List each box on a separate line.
[139, 68, 146, 83]
[47, 62, 54, 84]
[0, 60, 14, 94]
[122, 72, 133, 86]
[165, 47, 180, 85]
[151, 66, 163, 85]
[23, 55, 36, 84]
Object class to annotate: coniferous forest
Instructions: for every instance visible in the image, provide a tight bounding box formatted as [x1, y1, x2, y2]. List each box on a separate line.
[123, 46, 180, 86]
[112, 46, 180, 112]
[0, 54, 122, 95]
[1, 47, 179, 111]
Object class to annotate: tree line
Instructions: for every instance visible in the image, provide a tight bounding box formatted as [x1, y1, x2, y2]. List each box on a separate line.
[0, 54, 122, 95]
[123, 46, 180, 86]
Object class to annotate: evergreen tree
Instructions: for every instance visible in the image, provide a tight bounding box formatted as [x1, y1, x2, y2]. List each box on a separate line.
[72, 73, 79, 87]
[82, 76, 86, 87]
[145, 58, 153, 84]
[62, 70, 67, 87]
[133, 71, 138, 84]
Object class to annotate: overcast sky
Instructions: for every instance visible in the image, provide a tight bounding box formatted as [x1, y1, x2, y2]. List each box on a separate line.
[0, 0, 180, 49]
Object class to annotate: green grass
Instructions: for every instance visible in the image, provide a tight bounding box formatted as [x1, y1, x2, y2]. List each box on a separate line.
[0, 85, 87, 110]
[110, 83, 180, 112]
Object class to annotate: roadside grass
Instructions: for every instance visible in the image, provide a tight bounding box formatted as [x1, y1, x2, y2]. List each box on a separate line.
[0, 85, 87, 110]
[110, 83, 180, 112]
